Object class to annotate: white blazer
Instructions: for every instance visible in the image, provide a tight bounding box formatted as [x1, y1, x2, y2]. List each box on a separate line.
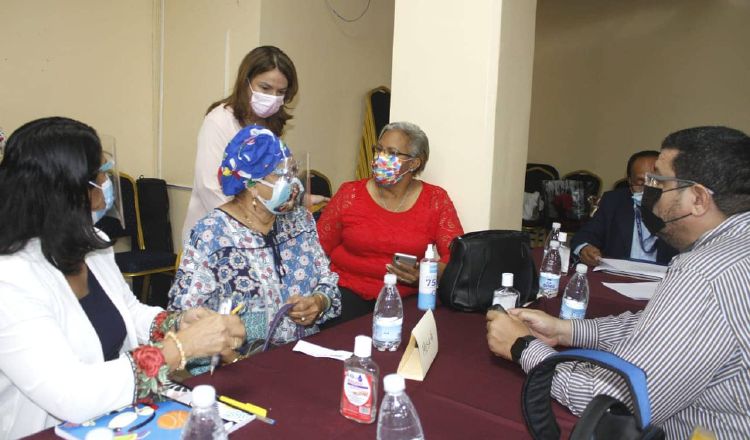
[0, 237, 162, 439]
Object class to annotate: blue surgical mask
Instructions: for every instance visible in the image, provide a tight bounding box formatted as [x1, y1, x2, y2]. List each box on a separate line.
[257, 176, 295, 215]
[90, 176, 115, 223]
[631, 191, 643, 205]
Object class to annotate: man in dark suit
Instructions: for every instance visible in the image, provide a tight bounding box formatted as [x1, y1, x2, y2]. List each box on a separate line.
[571, 150, 678, 265]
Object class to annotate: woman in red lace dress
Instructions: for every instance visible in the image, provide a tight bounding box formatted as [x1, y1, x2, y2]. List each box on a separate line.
[317, 122, 464, 324]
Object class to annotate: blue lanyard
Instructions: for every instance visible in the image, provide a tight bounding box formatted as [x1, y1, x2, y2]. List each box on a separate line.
[634, 204, 658, 254]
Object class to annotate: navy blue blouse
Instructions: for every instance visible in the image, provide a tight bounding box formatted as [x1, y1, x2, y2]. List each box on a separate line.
[79, 267, 127, 361]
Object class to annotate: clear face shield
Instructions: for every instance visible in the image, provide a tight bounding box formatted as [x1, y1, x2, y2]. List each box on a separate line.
[91, 135, 125, 229]
[256, 155, 304, 215]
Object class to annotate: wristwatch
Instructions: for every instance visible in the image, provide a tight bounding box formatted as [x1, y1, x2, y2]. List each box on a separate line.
[511, 335, 536, 364]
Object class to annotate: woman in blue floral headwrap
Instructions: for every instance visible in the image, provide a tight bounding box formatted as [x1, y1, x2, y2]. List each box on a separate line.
[168, 125, 340, 373]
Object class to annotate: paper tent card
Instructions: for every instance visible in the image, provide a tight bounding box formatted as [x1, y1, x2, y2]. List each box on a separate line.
[397, 309, 438, 381]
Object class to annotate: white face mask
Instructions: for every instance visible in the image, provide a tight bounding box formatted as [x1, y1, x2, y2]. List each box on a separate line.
[250, 86, 284, 118]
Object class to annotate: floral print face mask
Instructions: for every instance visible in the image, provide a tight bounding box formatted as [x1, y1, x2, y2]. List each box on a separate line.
[371, 152, 413, 186]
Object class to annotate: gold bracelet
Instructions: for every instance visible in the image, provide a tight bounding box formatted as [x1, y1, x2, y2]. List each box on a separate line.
[165, 331, 187, 370]
[313, 292, 330, 319]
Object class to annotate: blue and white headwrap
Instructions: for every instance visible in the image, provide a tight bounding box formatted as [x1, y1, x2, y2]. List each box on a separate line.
[218, 125, 291, 196]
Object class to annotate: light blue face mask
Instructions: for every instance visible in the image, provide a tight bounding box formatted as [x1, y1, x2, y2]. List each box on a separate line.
[257, 176, 296, 215]
[90, 176, 115, 224]
[631, 191, 643, 206]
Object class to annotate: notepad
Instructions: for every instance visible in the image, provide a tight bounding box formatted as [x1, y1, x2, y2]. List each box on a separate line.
[55, 400, 191, 440]
[594, 258, 667, 281]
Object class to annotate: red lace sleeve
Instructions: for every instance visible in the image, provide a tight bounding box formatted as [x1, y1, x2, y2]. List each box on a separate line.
[316, 181, 356, 255]
[432, 187, 464, 263]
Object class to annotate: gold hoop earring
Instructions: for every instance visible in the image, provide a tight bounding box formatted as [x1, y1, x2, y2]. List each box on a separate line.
[252, 198, 258, 210]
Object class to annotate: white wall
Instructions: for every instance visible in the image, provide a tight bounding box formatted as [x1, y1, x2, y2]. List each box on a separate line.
[528, 0, 750, 189]
[391, 0, 536, 232]
[0, 0, 156, 177]
[259, 0, 395, 190]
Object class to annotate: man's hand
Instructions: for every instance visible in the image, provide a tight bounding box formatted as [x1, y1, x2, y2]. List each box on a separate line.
[485, 310, 531, 360]
[507, 308, 573, 347]
[580, 244, 602, 266]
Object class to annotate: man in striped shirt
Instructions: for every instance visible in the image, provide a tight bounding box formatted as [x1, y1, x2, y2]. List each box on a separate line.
[487, 126, 750, 438]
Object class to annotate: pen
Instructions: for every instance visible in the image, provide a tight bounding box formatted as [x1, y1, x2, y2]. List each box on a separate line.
[230, 303, 244, 315]
[219, 395, 276, 425]
[210, 297, 234, 376]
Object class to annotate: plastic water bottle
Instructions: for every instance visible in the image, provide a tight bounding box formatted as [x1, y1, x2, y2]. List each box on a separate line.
[377, 374, 425, 440]
[417, 244, 438, 311]
[341, 335, 380, 424]
[538, 240, 562, 298]
[181, 385, 227, 440]
[543, 222, 561, 258]
[558, 231, 571, 275]
[373, 273, 404, 351]
[492, 273, 520, 310]
[560, 263, 590, 320]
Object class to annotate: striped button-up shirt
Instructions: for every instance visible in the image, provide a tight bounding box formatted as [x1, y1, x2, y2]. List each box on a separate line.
[522, 211, 750, 439]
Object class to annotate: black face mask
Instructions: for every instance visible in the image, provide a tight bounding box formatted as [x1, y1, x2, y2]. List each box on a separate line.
[640, 185, 691, 235]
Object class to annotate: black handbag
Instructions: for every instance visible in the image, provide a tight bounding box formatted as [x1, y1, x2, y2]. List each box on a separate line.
[522, 349, 665, 440]
[437, 230, 538, 312]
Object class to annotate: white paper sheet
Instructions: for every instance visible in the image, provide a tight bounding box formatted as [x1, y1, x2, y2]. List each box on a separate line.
[594, 258, 668, 281]
[292, 340, 353, 361]
[602, 281, 660, 300]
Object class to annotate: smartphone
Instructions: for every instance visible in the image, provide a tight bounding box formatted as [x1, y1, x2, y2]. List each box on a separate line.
[392, 252, 418, 267]
[488, 303, 508, 314]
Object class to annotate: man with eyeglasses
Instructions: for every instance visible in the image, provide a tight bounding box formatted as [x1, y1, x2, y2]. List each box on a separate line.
[487, 126, 750, 438]
[571, 150, 678, 266]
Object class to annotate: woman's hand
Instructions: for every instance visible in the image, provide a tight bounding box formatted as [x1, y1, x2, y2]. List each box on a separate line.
[286, 294, 325, 326]
[178, 307, 216, 331]
[176, 313, 246, 359]
[507, 308, 573, 347]
[304, 194, 330, 208]
[386, 261, 419, 286]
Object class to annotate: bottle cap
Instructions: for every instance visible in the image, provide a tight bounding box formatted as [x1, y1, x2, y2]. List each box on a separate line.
[501, 272, 514, 287]
[549, 240, 560, 249]
[558, 232, 567, 242]
[424, 244, 436, 259]
[552, 222, 561, 229]
[353, 335, 372, 358]
[192, 384, 216, 408]
[384, 273, 397, 285]
[383, 373, 406, 393]
[575, 263, 588, 274]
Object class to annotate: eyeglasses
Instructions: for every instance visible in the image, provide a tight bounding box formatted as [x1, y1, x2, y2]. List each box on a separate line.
[269, 157, 299, 179]
[371, 144, 415, 160]
[644, 173, 714, 195]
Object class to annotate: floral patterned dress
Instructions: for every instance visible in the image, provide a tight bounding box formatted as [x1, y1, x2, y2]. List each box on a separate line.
[168, 206, 341, 374]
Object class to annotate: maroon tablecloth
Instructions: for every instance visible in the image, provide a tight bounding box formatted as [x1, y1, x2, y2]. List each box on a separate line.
[30, 257, 647, 440]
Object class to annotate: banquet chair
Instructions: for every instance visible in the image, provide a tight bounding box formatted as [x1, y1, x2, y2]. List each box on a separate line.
[114, 173, 177, 305]
[300, 169, 333, 220]
[563, 170, 602, 197]
[355, 86, 391, 180]
[523, 164, 559, 246]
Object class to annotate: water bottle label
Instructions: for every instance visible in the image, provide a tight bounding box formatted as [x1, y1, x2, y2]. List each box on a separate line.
[340, 370, 374, 422]
[373, 317, 403, 342]
[560, 298, 586, 319]
[539, 272, 561, 292]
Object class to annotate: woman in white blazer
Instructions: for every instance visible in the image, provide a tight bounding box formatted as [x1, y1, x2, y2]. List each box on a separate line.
[0, 117, 246, 439]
